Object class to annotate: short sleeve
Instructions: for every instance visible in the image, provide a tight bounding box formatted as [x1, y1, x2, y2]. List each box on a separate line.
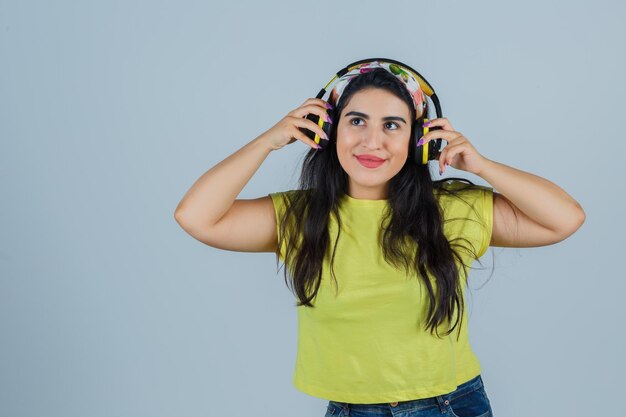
[268, 191, 288, 262]
[476, 185, 494, 258]
[438, 181, 494, 259]
[268, 190, 303, 262]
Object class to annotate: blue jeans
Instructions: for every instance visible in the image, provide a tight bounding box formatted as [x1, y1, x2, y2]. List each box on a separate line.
[324, 374, 493, 417]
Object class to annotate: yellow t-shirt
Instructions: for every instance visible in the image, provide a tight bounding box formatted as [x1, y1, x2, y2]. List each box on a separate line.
[268, 180, 494, 404]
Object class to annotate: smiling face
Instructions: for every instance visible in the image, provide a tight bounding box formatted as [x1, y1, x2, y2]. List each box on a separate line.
[335, 87, 413, 200]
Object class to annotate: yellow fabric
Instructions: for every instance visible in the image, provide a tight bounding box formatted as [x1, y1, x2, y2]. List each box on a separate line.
[268, 180, 494, 404]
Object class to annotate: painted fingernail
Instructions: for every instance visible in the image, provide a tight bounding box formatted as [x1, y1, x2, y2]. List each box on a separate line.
[423, 121, 431, 127]
[325, 102, 333, 109]
[417, 138, 425, 146]
[314, 144, 322, 149]
[325, 114, 333, 123]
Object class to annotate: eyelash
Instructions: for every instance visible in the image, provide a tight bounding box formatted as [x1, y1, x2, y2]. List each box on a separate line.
[350, 117, 399, 130]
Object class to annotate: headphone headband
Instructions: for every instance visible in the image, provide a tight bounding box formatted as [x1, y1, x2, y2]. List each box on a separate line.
[315, 57, 442, 119]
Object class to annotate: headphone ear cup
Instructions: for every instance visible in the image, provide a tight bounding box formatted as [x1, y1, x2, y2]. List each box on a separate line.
[413, 117, 444, 165]
[299, 112, 333, 150]
[413, 117, 428, 165]
[320, 107, 338, 150]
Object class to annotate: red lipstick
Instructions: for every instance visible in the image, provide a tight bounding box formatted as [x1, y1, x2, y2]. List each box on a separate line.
[355, 154, 386, 168]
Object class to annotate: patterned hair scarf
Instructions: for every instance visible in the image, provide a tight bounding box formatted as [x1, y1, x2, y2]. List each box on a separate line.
[328, 60, 427, 117]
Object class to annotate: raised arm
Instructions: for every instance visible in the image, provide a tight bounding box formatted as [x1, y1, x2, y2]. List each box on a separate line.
[479, 159, 586, 247]
[173, 97, 332, 252]
[174, 135, 278, 252]
[418, 116, 585, 249]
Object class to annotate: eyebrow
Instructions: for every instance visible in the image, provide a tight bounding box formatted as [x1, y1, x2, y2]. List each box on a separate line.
[344, 111, 407, 124]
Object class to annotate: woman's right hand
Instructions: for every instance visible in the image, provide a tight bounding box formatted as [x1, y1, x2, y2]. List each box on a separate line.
[260, 98, 333, 151]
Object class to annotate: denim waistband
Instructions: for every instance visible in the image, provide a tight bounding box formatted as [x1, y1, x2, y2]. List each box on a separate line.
[329, 374, 484, 413]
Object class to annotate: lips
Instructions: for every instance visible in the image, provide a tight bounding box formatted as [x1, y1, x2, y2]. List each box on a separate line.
[355, 154, 386, 168]
[356, 154, 385, 162]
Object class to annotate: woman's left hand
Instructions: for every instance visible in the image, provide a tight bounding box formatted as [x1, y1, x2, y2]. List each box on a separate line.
[419, 118, 489, 176]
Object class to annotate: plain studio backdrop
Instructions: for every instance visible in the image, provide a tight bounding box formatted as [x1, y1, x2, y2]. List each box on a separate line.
[1, 1, 623, 416]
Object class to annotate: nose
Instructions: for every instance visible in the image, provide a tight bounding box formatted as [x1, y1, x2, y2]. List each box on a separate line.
[360, 129, 384, 149]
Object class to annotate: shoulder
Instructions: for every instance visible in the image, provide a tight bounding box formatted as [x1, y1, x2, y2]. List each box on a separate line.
[268, 189, 313, 220]
[434, 179, 494, 258]
[433, 180, 494, 236]
[268, 190, 310, 261]
[434, 179, 493, 194]
[268, 189, 305, 200]
[434, 179, 493, 208]
[268, 189, 308, 208]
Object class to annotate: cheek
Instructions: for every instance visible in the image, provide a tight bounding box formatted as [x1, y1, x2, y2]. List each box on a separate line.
[391, 139, 410, 158]
[336, 128, 357, 147]
[335, 134, 358, 158]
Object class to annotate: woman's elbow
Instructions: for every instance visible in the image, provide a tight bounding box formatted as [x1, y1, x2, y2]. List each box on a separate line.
[560, 206, 586, 240]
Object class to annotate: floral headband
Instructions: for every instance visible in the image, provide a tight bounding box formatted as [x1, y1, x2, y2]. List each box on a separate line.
[328, 60, 427, 117]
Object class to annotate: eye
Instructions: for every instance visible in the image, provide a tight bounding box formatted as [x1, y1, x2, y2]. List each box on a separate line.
[349, 118, 399, 130]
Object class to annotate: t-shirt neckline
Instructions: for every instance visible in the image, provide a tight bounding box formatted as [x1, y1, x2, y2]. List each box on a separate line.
[341, 193, 389, 206]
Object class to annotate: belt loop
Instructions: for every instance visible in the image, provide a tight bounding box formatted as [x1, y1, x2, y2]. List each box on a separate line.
[342, 402, 349, 416]
[435, 395, 450, 413]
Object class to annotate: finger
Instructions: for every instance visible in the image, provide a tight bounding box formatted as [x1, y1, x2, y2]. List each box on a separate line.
[438, 145, 452, 174]
[291, 127, 323, 150]
[302, 97, 334, 110]
[424, 117, 454, 131]
[293, 104, 333, 124]
[438, 148, 451, 175]
[293, 116, 329, 141]
[420, 130, 462, 145]
[439, 143, 462, 174]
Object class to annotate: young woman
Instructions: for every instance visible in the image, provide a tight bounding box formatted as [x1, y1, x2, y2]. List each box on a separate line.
[174, 60, 585, 417]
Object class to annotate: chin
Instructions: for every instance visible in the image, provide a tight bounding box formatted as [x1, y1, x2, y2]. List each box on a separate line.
[347, 172, 392, 187]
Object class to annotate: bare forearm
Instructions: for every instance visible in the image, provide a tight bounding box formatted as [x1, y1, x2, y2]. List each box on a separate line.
[478, 159, 585, 233]
[174, 134, 274, 227]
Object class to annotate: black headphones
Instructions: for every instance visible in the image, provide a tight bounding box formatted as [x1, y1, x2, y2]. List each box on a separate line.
[300, 57, 444, 165]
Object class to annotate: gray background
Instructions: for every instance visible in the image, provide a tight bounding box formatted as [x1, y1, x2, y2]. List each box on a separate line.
[1, 1, 623, 416]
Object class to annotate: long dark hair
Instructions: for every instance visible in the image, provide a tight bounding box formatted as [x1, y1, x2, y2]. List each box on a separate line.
[275, 68, 494, 340]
